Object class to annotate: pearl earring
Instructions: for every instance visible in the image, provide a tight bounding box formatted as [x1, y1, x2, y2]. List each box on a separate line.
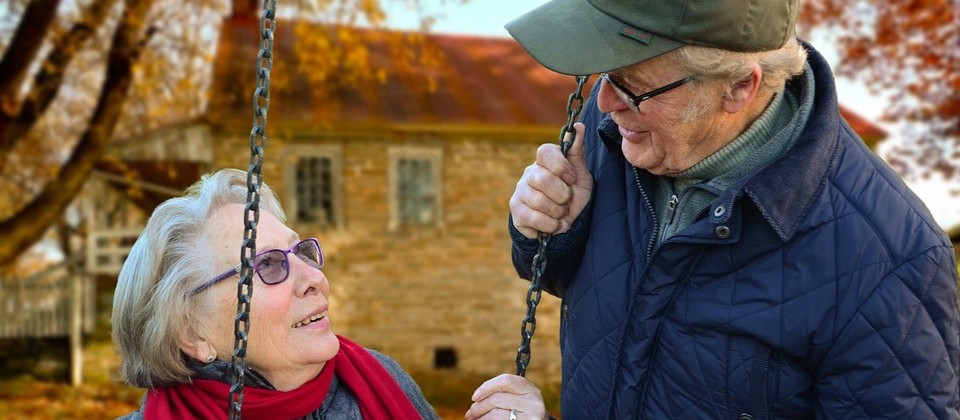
[206, 354, 216, 363]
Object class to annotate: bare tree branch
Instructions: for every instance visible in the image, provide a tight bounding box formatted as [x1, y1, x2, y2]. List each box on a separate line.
[0, 0, 155, 267]
[0, 0, 116, 169]
[0, 0, 62, 110]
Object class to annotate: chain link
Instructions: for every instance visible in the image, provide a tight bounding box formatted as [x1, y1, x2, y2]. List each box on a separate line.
[229, 1, 277, 418]
[225, 0, 578, 396]
[516, 75, 589, 377]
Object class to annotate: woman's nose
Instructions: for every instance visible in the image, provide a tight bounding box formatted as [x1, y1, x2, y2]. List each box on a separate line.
[290, 256, 328, 297]
[596, 78, 630, 114]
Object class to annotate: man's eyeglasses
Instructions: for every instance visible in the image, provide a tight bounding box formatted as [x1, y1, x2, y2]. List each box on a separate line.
[192, 238, 324, 295]
[601, 73, 694, 113]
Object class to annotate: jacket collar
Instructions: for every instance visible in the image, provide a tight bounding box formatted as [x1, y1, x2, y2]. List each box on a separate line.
[739, 41, 839, 242]
[598, 41, 840, 243]
[187, 357, 276, 389]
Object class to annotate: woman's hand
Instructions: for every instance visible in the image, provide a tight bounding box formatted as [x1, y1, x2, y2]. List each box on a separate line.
[464, 374, 547, 420]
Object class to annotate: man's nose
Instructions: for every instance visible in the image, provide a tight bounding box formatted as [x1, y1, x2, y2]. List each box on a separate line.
[596, 79, 630, 113]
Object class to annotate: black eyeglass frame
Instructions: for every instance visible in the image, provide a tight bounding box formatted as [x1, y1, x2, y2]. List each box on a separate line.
[601, 73, 694, 113]
[191, 238, 324, 296]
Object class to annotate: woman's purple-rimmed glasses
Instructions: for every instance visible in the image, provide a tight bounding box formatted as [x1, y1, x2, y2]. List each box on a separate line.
[192, 238, 324, 295]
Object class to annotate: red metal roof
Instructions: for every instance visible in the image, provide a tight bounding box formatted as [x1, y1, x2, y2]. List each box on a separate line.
[208, 17, 886, 142]
[838, 104, 888, 146]
[209, 22, 595, 127]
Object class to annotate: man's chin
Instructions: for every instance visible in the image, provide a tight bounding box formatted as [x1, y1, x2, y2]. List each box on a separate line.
[622, 144, 656, 171]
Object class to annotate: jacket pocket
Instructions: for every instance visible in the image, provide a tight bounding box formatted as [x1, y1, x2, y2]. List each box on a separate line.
[747, 342, 771, 420]
[734, 341, 813, 420]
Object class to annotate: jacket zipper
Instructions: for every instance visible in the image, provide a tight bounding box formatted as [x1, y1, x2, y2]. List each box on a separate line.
[633, 166, 659, 263]
[618, 167, 703, 419]
[633, 249, 705, 419]
[608, 167, 662, 418]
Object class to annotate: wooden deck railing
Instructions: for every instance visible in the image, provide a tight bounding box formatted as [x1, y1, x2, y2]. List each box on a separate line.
[86, 228, 142, 275]
[0, 258, 95, 385]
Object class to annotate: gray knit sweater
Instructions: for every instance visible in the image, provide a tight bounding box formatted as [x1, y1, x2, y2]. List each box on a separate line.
[653, 63, 815, 244]
[118, 349, 440, 420]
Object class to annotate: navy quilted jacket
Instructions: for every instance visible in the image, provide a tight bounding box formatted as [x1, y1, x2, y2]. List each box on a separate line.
[510, 43, 960, 419]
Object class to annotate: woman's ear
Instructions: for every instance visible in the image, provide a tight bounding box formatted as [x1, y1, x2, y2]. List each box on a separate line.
[722, 63, 763, 114]
[179, 334, 217, 363]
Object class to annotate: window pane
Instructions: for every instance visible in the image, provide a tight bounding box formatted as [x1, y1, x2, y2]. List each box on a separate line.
[295, 156, 335, 225]
[397, 157, 436, 224]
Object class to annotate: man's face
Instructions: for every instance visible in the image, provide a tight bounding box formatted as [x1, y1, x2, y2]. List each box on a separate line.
[597, 55, 726, 175]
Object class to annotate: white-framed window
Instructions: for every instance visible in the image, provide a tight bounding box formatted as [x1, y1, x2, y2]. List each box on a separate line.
[283, 144, 343, 228]
[388, 146, 442, 230]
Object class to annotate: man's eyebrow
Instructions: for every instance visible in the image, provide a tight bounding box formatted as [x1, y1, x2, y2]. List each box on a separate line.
[610, 70, 650, 90]
[288, 231, 300, 245]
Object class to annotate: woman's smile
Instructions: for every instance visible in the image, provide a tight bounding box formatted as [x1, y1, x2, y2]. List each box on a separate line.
[292, 310, 330, 330]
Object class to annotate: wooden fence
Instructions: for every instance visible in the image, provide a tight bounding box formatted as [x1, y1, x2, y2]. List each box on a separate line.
[0, 258, 95, 385]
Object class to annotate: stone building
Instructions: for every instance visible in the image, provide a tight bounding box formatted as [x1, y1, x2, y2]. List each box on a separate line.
[201, 12, 578, 383]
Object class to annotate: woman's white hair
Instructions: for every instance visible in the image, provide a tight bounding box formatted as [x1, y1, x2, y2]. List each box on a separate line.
[667, 37, 808, 121]
[111, 168, 285, 388]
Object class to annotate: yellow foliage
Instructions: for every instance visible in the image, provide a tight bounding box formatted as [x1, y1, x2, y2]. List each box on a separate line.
[281, 0, 447, 120]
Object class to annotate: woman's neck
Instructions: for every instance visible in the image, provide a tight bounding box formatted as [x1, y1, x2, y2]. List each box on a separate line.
[262, 362, 326, 391]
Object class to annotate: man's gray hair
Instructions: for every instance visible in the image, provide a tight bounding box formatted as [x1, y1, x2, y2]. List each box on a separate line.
[669, 38, 808, 121]
[111, 168, 286, 388]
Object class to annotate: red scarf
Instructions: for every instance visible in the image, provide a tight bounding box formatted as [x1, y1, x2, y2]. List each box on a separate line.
[144, 336, 421, 420]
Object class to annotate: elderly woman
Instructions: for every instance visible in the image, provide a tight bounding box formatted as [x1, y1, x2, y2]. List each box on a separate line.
[113, 169, 438, 419]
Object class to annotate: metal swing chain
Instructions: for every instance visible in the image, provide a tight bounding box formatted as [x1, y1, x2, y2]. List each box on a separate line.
[229, 0, 277, 418]
[516, 75, 589, 377]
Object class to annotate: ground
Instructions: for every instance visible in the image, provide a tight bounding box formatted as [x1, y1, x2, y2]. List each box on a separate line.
[0, 340, 141, 419]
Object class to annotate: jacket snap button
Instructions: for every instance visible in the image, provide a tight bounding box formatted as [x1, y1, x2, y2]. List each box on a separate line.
[738, 414, 753, 420]
[715, 225, 731, 239]
[713, 205, 725, 217]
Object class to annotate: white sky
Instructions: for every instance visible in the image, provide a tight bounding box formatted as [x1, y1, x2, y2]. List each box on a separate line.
[384, 0, 960, 231]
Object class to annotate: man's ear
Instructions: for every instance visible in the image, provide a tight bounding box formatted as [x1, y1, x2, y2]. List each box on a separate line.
[723, 63, 763, 114]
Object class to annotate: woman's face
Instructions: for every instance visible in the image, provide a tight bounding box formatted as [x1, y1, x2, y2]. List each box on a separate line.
[202, 203, 339, 389]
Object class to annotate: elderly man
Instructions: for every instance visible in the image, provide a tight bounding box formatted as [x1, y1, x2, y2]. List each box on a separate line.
[466, 0, 960, 419]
